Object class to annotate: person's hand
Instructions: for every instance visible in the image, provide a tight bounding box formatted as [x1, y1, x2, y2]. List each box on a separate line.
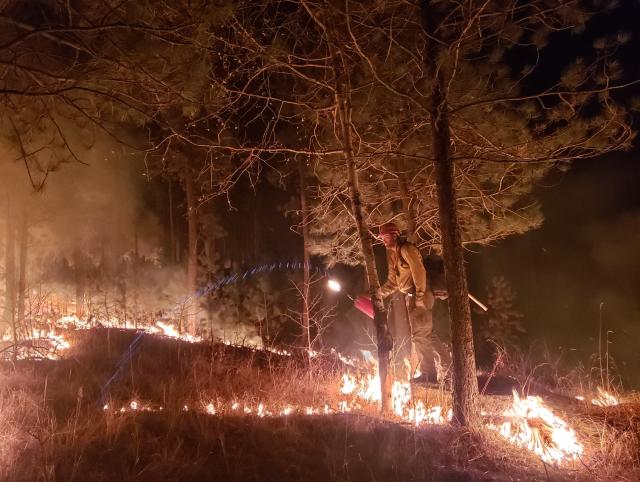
[415, 297, 426, 309]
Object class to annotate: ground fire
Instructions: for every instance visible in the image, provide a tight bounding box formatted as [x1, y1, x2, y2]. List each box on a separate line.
[2, 314, 614, 467]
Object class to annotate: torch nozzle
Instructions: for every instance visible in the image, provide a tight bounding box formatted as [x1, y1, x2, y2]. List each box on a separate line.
[468, 292, 488, 312]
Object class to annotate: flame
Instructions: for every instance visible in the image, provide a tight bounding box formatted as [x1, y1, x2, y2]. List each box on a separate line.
[99, 366, 583, 466]
[6, 313, 297, 360]
[2, 328, 70, 359]
[489, 391, 583, 464]
[18, 314, 587, 466]
[148, 321, 202, 343]
[257, 403, 266, 417]
[280, 406, 293, 416]
[591, 387, 619, 407]
[338, 372, 449, 426]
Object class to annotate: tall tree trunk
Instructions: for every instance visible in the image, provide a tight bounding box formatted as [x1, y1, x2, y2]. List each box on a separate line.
[168, 180, 177, 264]
[5, 200, 16, 361]
[298, 158, 311, 351]
[74, 251, 85, 319]
[121, 276, 127, 325]
[331, 48, 393, 412]
[16, 209, 28, 327]
[397, 172, 417, 243]
[422, 0, 479, 428]
[184, 165, 198, 335]
[133, 229, 139, 329]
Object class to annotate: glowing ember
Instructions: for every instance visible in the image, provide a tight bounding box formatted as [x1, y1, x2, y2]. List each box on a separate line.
[490, 391, 583, 464]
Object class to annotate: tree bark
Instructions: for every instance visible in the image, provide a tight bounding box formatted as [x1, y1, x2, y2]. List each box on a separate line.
[331, 47, 393, 412]
[133, 229, 139, 329]
[422, 0, 480, 428]
[16, 208, 28, 327]
[4, 199, 16, 361]
[397, 172, 417, 243]
[121, 275, 127, 325]
[184, 164, 198, 335]
[298, 157, 311, 352]
[73, 251, 85, 319]
[168, 180, 177, 264]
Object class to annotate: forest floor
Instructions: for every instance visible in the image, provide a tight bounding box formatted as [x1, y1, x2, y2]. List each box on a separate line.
[0, 329, 638, 482]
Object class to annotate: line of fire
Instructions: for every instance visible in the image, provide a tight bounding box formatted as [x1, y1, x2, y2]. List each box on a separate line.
[1, 1, 639, 481]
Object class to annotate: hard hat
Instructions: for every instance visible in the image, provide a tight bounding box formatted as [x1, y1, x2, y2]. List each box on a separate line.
[379, 222, 400, 236]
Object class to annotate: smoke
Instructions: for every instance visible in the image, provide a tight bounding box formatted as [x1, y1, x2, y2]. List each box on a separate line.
[0, 120, 174, 329]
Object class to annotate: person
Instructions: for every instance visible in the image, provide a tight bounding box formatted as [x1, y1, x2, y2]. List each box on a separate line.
[377, 222, 451, 384]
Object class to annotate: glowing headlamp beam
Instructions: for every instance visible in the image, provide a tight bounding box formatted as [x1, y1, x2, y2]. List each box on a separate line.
[327, 279, 342, 292]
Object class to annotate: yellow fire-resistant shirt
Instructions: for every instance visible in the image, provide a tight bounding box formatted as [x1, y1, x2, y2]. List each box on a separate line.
[379, 243, 427, 301]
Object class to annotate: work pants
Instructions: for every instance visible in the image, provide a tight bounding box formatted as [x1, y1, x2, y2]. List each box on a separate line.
[405, 292, 451, 381]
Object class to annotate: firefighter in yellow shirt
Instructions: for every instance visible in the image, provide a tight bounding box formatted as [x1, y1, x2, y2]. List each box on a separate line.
[377, 222, 451, 384]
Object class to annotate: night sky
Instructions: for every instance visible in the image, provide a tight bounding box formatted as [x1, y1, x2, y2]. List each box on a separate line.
[467, 2, 640, 387]
[470, 153, 640, 387]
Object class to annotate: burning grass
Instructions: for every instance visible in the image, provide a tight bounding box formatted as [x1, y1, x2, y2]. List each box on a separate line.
[1, 328, 639, 481]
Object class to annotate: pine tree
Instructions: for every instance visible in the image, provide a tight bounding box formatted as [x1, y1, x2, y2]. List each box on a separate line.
[212, 0, 633, 425]
[474, 275, 526, 364]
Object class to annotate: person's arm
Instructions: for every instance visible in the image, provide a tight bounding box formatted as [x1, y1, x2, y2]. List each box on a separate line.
[378, 249, 398, 298]
[402, 244, 427, 303]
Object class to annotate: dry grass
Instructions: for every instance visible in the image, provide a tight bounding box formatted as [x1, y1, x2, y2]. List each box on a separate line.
[0, 329, 638, 481]
[475, 344, 640, 482]
[569, 397, 640, 481]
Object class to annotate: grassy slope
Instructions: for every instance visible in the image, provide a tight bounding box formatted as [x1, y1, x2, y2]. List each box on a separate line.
[1, 329, 637, 481]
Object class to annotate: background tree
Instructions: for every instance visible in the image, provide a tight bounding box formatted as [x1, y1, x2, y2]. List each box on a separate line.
[474, 275, 526, 366]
